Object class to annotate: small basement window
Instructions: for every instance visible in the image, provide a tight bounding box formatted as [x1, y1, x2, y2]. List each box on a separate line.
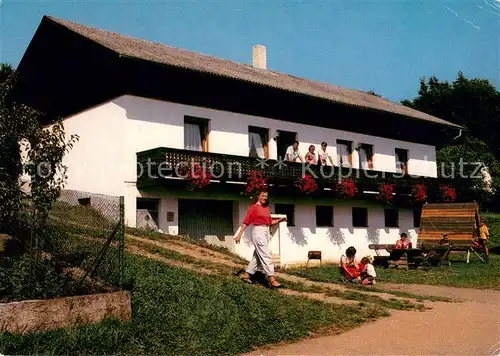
[275, 204, 295, 226]
[316, 206, 333, 227]
[352, 207, 368, 227]
[384, 208, 399, 227]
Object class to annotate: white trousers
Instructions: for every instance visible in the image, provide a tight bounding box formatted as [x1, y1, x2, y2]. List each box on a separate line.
[245, 225, 275, 277]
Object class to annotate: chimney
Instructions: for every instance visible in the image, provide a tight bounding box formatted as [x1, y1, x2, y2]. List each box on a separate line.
[252, 44, 267, 70]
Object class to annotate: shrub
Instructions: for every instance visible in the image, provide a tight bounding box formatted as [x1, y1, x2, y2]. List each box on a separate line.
[0, 254, 76, 302]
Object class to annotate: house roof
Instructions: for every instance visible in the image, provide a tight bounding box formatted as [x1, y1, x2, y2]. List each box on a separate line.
[45, 16, 460, 128]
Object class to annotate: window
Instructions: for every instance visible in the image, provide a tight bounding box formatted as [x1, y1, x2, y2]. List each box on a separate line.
[337, 140, 353, 167]
[352, 207, 368, 227]
[248, 126, 270, 159]
[275, 204, 295, 226]
[184, 116, 210, 152]
[384, 208, 399, 227]
[395, 148, 408, 174]
[413, 209, 421, 228]
[276, 130, 297, 161]
[137, 198, 160, 226]
[316, 206, 333, 227]
[358, 143, 374, 170]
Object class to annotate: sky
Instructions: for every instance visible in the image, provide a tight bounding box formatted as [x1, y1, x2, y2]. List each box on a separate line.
[0, 0, 498, 102]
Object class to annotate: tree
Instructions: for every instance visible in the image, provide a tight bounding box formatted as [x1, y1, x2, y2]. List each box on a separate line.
[403, 72, 500, 209]
[402, 72, 500, 157]
[436, 137, 498, 202]
[0, 64, 78, 253]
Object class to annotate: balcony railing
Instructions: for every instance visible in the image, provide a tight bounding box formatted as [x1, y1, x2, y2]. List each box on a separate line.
[136, 147, 466, 197]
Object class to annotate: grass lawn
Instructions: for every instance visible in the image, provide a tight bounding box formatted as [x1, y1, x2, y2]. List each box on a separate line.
[0, 253, 387, 355]
[287, 213, 500, 290]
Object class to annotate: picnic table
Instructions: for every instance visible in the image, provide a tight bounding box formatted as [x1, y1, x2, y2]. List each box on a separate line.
[368, 244, 451, 269]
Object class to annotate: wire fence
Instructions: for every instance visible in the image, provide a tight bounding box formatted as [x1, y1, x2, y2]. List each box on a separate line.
[45, 189, 125, 291]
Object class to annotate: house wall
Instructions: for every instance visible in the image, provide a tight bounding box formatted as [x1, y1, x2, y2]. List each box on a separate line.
[237, 199, 418, 265]
[50, 94, 436, 229]
[115, 95, 438, 185]
[137, 185, 418, 264]
[57, 101, 128, 197]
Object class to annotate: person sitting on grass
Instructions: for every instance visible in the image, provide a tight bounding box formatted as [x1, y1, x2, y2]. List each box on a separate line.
[359, 255, 376, 285]
[395, 232, 412, 249]
[340, 246, 361, 283]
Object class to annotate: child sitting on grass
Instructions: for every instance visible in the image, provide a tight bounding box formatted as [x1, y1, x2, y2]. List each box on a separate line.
[359, 255, 376, 285]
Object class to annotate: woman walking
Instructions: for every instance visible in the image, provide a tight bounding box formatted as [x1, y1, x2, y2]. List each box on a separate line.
[234, 187, 287, 288]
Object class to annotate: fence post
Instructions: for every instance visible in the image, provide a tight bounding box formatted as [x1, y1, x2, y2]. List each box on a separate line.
[119, 196, 125, 288]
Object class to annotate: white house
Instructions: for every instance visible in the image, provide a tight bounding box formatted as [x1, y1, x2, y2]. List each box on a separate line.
[15, 16, 463, 266]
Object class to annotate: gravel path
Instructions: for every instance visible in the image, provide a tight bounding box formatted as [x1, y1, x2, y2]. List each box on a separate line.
[243, 284, 500, 356]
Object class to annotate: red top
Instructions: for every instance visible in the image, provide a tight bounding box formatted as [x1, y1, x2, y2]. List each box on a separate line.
[395, 239, 412, 249]
[243, 203, 272, 226]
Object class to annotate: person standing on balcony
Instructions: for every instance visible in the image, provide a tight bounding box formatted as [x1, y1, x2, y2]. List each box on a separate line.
[305, 145, 317, 165]
[234, 187, 287, 288]
[285, 141, 304, 163]
[318, 142, 334, 166]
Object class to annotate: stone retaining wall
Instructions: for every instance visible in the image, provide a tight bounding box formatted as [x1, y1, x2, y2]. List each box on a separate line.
[0, 290, 132, 334]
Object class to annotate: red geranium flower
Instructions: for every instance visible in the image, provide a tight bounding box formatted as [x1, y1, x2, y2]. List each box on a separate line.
[296, 174, 318, 195]
[377, 183, 395, 204]
[243, 170, 268, 198]
[336, 178, 357, 198]
[412, 184, 427, 203]
[440, 185, 457, 202]
[180, 161, 212, 190]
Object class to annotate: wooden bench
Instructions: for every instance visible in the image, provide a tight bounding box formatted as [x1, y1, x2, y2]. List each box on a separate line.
[368, 244, 409, 268]
[368, 244, 428, 269]
[411, 245, 452, 268]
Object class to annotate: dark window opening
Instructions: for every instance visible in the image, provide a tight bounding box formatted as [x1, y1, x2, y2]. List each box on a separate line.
[276, 130, 297, 161]
[316, 205, 334, 227]
[384, 208, 399, 227]
[352, 207, 368, 227]
[358, 143, 374, 170]
[275, 203, 295, 226]
[395, 148, 408, 174]
[413, 209, 421, 228]
[249, 125, 270, 159]
[337, 139, 353, 167]
[137, 198, 160, 227]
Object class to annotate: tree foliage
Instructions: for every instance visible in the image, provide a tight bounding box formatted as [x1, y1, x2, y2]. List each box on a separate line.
[403, 72, 500, 209]
[0, 64, 78, 252]
[402, 72, 500, 157]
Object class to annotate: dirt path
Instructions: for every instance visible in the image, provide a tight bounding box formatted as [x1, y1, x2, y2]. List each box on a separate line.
[243, 285, 500, 356]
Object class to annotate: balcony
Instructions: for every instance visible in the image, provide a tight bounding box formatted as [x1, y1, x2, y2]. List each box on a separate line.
[136, 147, 465, 202]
